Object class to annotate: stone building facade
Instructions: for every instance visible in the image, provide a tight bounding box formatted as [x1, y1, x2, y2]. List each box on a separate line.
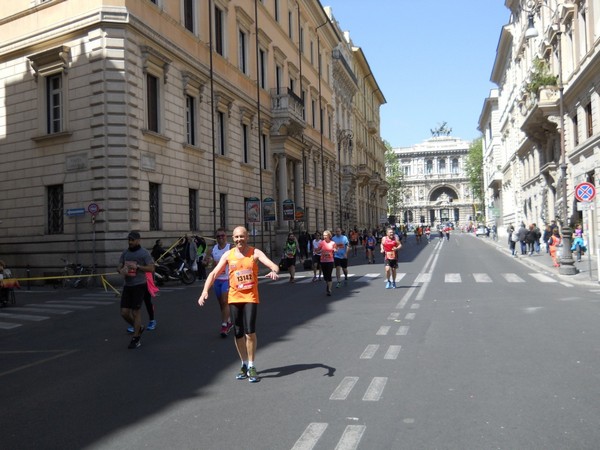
[480, 0, 600, 253]
[393, 136, 474, 229]
[0, 0, 387, 273]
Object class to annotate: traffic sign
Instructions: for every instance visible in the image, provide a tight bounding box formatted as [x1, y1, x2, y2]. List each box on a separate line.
[575, 182, 596, 202]
[66, 208, 85, 217]
[88, 203, 100, 214]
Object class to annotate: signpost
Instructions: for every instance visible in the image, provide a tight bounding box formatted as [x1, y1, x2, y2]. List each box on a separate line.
[574, 182, 597, 281]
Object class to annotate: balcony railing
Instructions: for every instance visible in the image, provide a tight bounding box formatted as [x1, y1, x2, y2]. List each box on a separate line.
[271, 88, 304, 124]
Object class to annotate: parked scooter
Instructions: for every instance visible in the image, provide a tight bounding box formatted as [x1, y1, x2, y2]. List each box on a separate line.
[154, 248, 196, 285]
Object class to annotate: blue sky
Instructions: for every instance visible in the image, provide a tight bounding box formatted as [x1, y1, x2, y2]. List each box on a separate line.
[322, 1, 511, 148]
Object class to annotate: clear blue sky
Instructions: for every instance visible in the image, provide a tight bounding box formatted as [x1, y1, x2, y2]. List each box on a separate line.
[322, 1, 510, 148]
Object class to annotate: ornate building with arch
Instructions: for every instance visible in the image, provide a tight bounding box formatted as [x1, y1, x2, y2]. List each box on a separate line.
[393, 136, 474, 228]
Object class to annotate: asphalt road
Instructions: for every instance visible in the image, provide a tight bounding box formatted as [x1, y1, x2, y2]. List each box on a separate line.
[2, 233, 600, 449]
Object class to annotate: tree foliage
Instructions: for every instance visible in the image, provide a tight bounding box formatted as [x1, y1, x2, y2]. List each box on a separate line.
[465, 137, 484, 219]
[384, 140, 405, 223]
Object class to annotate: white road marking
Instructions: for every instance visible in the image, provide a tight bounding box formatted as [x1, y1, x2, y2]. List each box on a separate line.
[330, 376, 359, 400]
[363, 377, 387, 401]
[291, 423, 328, 450]
[0, 322, 21, 330]
[473, 273, 492, 283]
[384, 345, 402, 360]
[376, 326, 390, 336]
[404, 313, 416, 320]
[501, 273, 525, 283]
[528, 273, 557, 283]
[445, 273, 461, 283]
[335, 425, 366, 450]
[396, 325, 409, 336]
[0, 312, 48, 321]
[360, 345, 379, 359]
[415, 273, 431, 283]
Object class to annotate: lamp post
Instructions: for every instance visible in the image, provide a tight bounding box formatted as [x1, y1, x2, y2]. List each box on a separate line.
[337, 129, 353, 230]
[524, 0, 576, 275]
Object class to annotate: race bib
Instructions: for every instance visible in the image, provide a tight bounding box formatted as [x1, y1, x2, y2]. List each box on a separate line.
[235, 269, 255, 290]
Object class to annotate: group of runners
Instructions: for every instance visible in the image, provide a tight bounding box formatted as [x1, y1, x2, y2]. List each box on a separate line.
[116, 225, 402, 384]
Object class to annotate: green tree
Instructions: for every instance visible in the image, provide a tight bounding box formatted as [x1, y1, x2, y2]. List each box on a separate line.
[465, 137, 484, 222]
[384, 141, 405, 224]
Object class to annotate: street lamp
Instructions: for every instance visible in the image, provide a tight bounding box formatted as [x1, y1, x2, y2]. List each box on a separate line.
[524, 0, 576, 275]
[337, 129, 353, 230]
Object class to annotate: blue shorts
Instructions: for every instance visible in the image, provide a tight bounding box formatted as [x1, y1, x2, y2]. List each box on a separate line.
[214, 278, 229, 299]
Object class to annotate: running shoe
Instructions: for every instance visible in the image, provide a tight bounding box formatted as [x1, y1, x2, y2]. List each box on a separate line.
[147, 320, 157, 331]
[326, 288, 331, 296]
[312, 276, 317, 282]
[385, 281, 391, 289]
[392, 282, 396, 289]
[220, 322, 233, 337]
[236, 364, 248, 380]
[336, 282, 341, 288]
[128, 337, 141, 349]
[247, 366, 260, 383]
[127, 326, 134, 334]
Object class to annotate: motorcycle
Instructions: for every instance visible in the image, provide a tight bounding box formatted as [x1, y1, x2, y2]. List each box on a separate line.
[154, 248, 196, 285]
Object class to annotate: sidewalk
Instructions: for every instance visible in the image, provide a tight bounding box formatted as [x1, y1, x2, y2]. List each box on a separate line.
[480, 236, 600, 287]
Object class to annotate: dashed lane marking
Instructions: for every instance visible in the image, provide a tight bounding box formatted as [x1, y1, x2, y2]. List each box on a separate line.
[291, 423, 328, 450]
[363, 377, 387, 401]
[330, 376, 359, 400]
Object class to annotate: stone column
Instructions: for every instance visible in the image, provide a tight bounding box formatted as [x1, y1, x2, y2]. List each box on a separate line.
[277, 153, 288, 229]
[294, 160, 303, 213]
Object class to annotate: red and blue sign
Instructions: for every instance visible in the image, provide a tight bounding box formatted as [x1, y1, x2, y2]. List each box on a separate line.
[575, 182, 596, 202]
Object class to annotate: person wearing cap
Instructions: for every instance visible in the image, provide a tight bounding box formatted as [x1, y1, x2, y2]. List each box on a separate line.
[118, 231, 155, 349]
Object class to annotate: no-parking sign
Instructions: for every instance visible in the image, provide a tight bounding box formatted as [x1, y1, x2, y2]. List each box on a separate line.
[575, 182, 596, 202]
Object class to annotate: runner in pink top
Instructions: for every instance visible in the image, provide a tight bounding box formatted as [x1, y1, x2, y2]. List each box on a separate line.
[316, 230, 336, 296]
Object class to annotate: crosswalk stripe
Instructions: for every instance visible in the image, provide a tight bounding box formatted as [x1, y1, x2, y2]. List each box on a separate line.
[336, 425, 366, 450]
[415, 273, 431, 283]
[41, 302, 95, 309]
[473, 273, 493, 282]
[360, 344, 379, 359]
[445, 273, 461, 283]
[384, 345, 402, 360]
[330, 376, 359, 400]
[12, 307, 72, 315]
[363, 377, 387, 401]
[291, 423, 328, 450]
[501, 273, 525, 283]
[376, 326, 390, 336]
[0, 312, 48, 321]
[528, 273, 557, 283]
[0, 322, 21, 329]
[396, 325, 409, 336]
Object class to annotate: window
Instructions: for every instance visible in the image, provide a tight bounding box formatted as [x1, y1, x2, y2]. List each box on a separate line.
[189, 189, 198, 231]
[276, 64, 282, 93]
[274, 0, 280, 22]
[288, 10, 293, 38]
[258, 48, 267, 89]
[426, 160, 433, 174]
[586, 102, 593, 138]
[47, 184, 63, 235]
[311, 99, 316, 127]
[451, 158, 459, 173]
[573, 114, 579, 146]
[219, 193, 227, 229]
[313, 160, 318, 186]
[149, 182, 160, 231]
[238, 29, 248, 74]
[242, 123, 249, 163]
[217, 111, 226, 156]
[147, 73, 159, 132]
[261, 133, 268, 170]
[303, 155, 308, 183]
[46, 74, 63, 133]
[299, 27, 304, 54]
[403, 165, 410, 176]
[29, 46, 71, 135]
[183, 0, 194, 33]
[185, 95, 196, 145]
[439, 159, 446, 173]
[214, 5, 225, 56]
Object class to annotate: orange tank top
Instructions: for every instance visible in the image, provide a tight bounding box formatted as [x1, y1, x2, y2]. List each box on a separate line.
[227, 247, 259, 304]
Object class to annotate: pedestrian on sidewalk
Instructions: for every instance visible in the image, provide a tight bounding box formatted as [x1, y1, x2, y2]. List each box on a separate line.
[542, 224, 552, 253]
[507, 224, 518, 257]
[197, 226, 279, 383]
[548, 228, 562, 267]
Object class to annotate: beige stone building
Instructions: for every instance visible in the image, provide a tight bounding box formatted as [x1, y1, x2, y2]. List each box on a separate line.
[481, 0, 600, 253]
[0, 0, 387, 274]
[393, 136, 474, 229]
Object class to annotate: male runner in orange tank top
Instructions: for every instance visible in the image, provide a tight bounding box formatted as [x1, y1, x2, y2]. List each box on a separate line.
[198, 226, 279, 383]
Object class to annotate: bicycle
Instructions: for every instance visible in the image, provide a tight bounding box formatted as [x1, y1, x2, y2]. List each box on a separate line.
[60, 258, 94, 288]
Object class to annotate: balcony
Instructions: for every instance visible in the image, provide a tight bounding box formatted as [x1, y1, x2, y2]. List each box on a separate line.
[357, 164, 371, 186]
[270, 88, 305, 137]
